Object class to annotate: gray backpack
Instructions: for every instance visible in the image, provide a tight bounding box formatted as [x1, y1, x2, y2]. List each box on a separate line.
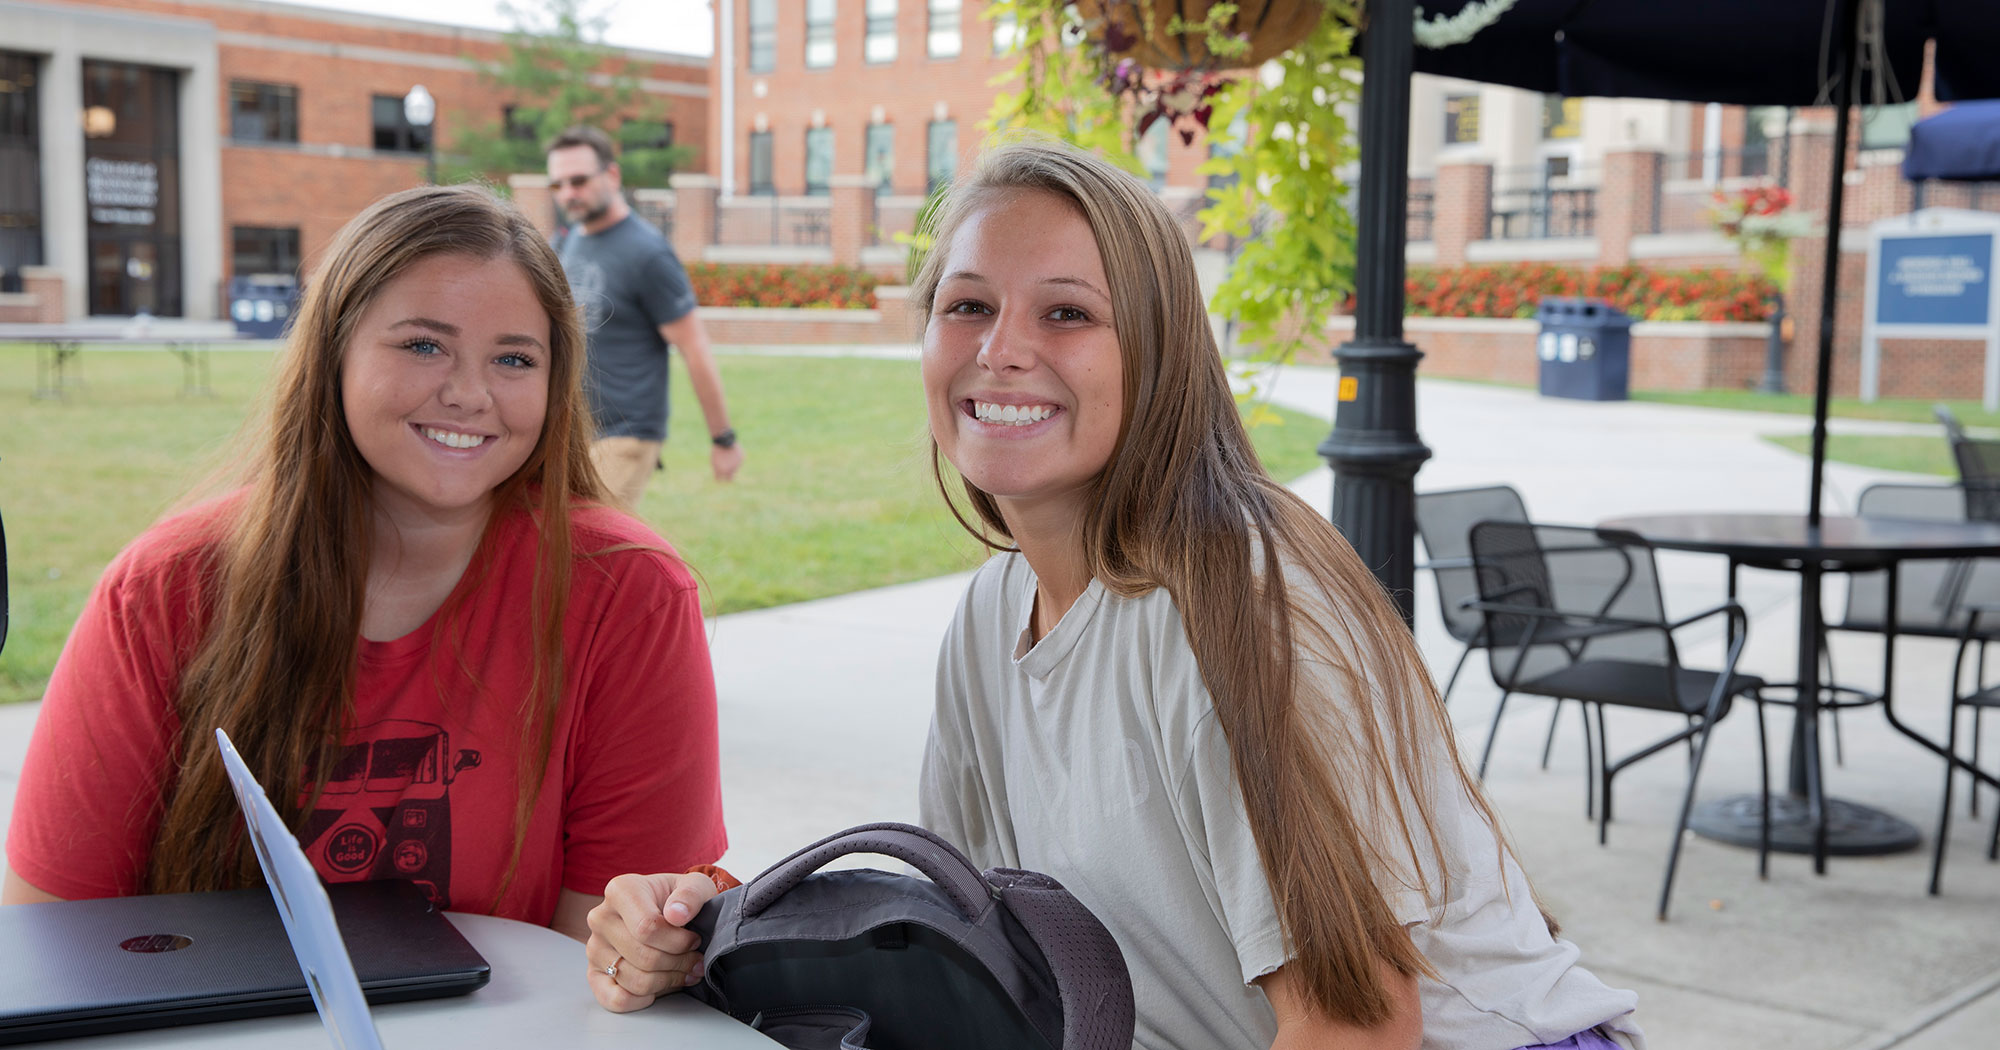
[687, 822, 1134, 1050]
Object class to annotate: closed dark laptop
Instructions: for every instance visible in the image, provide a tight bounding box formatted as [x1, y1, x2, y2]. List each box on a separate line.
[0, 879, 489, 1044]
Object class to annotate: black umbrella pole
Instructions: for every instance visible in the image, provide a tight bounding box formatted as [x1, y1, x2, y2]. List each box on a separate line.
[1809, 0, 1862, 527]
[1326, 0, 1432, 625]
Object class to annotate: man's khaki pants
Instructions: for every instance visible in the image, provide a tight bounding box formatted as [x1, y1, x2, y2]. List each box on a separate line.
[591, 436, 664, 510]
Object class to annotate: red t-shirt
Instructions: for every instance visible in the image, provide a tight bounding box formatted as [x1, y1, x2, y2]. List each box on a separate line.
[6, 499, 726, 925]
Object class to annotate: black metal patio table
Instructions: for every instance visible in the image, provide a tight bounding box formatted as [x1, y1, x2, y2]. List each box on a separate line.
[1595, 512, 2000, 872]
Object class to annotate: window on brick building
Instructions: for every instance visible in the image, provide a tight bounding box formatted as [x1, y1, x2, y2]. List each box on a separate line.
[928, 0, 962, 58]
[926, 119, 956, 193]
[805, 126, 834, 194]
[1860, 102, 1917, 151]
[749, 0, 778, 73]
[1, 50, 45, 287]
[749, 129, 774, 194]
[806, 0, 837, 69]
[866, 0, 898, 63]
[502, 104, 539, 143]
[233, 225, 300, 277]
[865, 122, 895, 193]
[230, 81, 297, 143]
[371, 94, 432, 154]
[993, 11, 1019, 55]
[1140, 119, 1168, 189]
[1207, 109, 1246, 192]
[1540, 95, 1580, 140]
[1443, 94, 1480, 146]
[1742, 105, 1783, 178]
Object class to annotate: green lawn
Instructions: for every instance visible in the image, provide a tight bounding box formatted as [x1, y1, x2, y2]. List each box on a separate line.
[1762, 433, 1955, 477]
[1633, 388, 2000, 429]
[0, 346, 1329, 704]
[1422, 374, 2000, 429]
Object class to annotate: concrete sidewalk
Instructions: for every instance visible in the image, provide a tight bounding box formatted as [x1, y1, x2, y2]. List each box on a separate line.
[2, 369, 1995, 1049]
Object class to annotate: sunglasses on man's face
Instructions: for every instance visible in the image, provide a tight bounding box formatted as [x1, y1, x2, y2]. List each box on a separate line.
[550, 171, 605, 191]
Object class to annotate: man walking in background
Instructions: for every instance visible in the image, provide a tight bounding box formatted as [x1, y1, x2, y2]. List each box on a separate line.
[546, 125, 741, 506]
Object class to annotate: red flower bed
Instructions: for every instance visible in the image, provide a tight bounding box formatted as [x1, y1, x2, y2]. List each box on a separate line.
[1405, 263, 1778, 323]
[686, 263, 880, 310]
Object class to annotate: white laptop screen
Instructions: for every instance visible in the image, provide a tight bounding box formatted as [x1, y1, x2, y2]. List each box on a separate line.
[216, 727, 386, 1050]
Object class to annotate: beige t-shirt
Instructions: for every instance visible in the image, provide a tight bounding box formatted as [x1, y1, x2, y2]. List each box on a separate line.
[918, 553, 1645, 1050]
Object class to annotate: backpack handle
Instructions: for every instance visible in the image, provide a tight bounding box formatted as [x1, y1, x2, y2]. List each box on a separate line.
[741, 822, 994, 922]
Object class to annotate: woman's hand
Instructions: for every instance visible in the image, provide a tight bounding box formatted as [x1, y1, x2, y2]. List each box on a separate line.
[585, 872, 720, 1012]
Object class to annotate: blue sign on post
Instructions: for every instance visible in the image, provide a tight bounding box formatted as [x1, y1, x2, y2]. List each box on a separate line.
[1876, 234, 1993, 326]
[1864, 216, 2000, 410]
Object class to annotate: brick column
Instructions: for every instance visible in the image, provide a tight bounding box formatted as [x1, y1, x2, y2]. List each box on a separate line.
[1784, 120, 1837, 394]
[507, 174, 558, 240]
[667, 173, 719, 263]
[1855, 160, 1915, 225]
[1595, 150, 1663, 267]
[1431, 160, 1492, 267]
[23, 265, 65, 323]
[828, 174, 872, 267]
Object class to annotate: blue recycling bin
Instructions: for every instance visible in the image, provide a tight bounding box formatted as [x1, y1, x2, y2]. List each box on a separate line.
[1535, 298, 1634, 401]
[228, 274, 300, 339]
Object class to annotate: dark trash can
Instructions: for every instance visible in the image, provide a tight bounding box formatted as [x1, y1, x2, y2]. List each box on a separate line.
[228, 274, 300, 339]
[1536, 298, 1633, 401]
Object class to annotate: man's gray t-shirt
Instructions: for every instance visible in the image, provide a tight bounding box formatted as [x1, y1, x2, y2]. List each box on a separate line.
[556, 213, 697, 441]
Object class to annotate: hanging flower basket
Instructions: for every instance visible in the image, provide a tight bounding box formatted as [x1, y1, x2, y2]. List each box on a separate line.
[1075, 0, 1325, 72]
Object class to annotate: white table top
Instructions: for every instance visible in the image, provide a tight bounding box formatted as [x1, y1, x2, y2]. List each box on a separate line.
[45, 913, 782, 1048]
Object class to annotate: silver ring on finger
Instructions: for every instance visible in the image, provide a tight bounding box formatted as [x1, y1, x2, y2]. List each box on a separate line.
[603, 957, 621, 981]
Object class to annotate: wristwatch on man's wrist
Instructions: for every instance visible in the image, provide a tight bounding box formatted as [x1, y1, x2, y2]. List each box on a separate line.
[710, 428, 738, 450]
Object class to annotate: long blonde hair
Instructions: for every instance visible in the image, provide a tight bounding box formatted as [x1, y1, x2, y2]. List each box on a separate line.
[146, 185, 605, 904]
[914, 140, 1510, 1027]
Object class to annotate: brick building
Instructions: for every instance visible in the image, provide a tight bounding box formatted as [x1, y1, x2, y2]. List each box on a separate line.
[671, 5, 2000, 398]
[0, 0, 707, 323]
[657, 0, 1212, 274]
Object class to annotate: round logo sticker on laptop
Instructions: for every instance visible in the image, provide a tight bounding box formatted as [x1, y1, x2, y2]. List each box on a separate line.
[119, 934, 194, 953]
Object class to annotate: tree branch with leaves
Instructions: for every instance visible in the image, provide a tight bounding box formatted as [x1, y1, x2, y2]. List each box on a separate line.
[445, 0, 693, 189]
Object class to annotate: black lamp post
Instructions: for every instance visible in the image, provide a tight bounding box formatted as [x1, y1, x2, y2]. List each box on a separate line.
[404, 84, 438, 185]
[1755, 107, 1795, 395]
[1323, 0, 1430, 626]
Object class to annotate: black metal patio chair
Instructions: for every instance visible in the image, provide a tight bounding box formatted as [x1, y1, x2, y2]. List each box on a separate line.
[1468, 521, 1767, 919]
[1820, 482, 1999, 770]
[1417, 485, 1591, 789]
[1936, 603, 2000, 893]
[1416, 484, 1531, 704]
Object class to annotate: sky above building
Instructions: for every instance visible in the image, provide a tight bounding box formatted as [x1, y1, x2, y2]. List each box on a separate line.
[288, 0, 714, 56]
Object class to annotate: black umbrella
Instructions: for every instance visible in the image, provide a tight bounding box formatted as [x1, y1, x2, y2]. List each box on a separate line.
[1413, 0, 2000, 105]
[1402, 0, 2000, 525]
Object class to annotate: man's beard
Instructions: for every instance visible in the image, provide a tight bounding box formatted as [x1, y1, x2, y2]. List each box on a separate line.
[568, 198, 611, 226]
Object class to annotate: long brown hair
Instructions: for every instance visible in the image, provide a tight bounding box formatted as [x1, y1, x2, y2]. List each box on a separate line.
[146, 185, 604, 904]
[913, 140, 1512, 1027]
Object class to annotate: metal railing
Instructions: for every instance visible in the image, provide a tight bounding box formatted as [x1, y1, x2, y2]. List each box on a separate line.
[630, 192, 674, 243]
[866, 187, 931, 248]
[1489, 165, 1598, 240]
[1650, 145, 1788, 234]
[1407, 177, 1435, 242]
[713, 193, 835, 247]
[1913, 181, 2000, 214]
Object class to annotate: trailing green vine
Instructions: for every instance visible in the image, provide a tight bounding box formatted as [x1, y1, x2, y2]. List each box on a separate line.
[986, 2, 1138, 173]
[1200, 8, 1359, 369]
[986, 0, 1361, 370]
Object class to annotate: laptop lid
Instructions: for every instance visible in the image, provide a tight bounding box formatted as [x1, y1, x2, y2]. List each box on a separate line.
[0, 733, 489, 1045]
